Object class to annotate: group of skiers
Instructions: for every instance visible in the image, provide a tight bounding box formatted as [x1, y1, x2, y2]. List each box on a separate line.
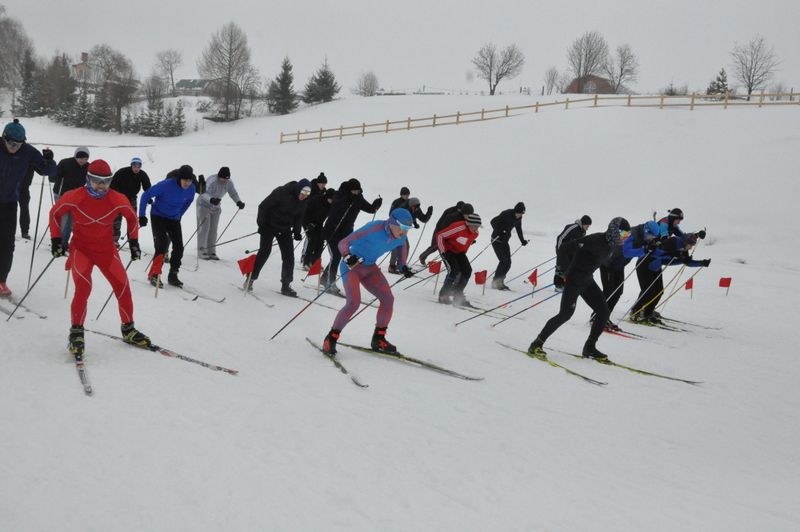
[0, 118, 711, 364]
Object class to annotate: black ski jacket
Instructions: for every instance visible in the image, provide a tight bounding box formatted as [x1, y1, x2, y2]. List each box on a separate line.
[110, 166, 151, 203]
[51, 158, 88, 196]
[323, 181, 379, 241]
[491, 209, 525, 244]
[557, 233, 614, 283]
[257, 181, 309, 236]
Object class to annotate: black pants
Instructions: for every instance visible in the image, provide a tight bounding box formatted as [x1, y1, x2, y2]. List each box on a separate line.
[18, 186, 31, 235]
[304, 224, 325, 267]
[440, 251, 471, 298]
[151, 215, 184, 273]
[114, 196, 136, 240]
[537, 277, 609, 344]
[632, 261, 663, 318]
[492, 239, 511, 280]
[253, 229, 294, 285]
[419, 243, 437, 263]
[322, 236, 343, 287]
[0, 202, 18, 283]
[599, 265, 625, 313]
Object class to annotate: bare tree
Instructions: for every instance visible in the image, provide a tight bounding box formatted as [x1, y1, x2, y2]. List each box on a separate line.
[89, 44, 139, 133]
[543, 66, 558, 95]
[197, 21, 253, 121]
[566, 31, 609, 93]
[156, 49, 182, 96]
[471, 42, 525, 95]
[353, 71, 379, 96]
[604, 44, 639, 93]
[730, 36, 780, 100]
[556, 72, 572, 94]
[143, 73, 167, 109]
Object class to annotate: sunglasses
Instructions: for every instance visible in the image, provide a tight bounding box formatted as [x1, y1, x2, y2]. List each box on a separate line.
[392, 220, 413, 232]
[88, 175, 112, 186]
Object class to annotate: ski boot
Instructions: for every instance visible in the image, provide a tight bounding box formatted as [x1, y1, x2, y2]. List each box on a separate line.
[605, 320, 622, 332]
[371, 327, 397, 353]
[280, 283, 297, 297]
[528, 337, 546, 357]
[453, 294, 477, 309]
[21, 232, 31, 240]
[437, 294, 453, 305]
[121, 322, 152, 349]
[68, 325, 85, 361]
[0, 282, 11, 298]
[322, 328, 340, 356]
[326, 284, 343, 297]
[167, 271, 183, 288]
[418, 253, 428, 267]
[148, 275, 164, 288]
[582, 340, 608, 361]
[387, 265, 400, 275]
[492, 278, 510, 290]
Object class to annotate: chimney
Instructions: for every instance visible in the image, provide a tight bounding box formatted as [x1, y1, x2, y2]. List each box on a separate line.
[81, 52, 88, 63]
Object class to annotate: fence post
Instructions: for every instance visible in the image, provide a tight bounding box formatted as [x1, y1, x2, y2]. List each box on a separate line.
[279, 132, 284, 144]
[339, 125, 343, 140]
[535, 101, 539, 113]
[593, 94, 598, 107]
[505, 105, 509, 117]
[724, 90, 729, 109]
[659, 95, 664, 110]
[690, 93, 695, 111]
[362, 123, 366, 137]
[407, 117, 411, 130]
[480, 108, 485, 120]
[385, 120, 389, 133]
[296, 130, 300, 143]
[565, 98, 570, 110]
[456, 111, 461, 125]
[319, 128, 323, 142]
[432, 114, 437, 127]
[791, 88, 795, 102]
[758, 90, 764, 108]
[627, 94, 631, 107]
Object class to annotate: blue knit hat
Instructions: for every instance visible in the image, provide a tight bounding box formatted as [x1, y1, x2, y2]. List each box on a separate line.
[3, 119, 26, 142]
[131, 156, 143, 166]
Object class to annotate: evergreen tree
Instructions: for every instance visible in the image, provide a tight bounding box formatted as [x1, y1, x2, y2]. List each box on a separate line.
[72, 82, 92, 128]
[173, 99, 186, 136]
[122, 108, 134, 133]
[42, 53, 76, 116]
[161, 104, 175, 137]
[91, 85, 115, 131]
[303, 59, 340, 104]
[17, 48, 42, 116]
[267, 57, 298, 114]
[706, 68, 729, 96]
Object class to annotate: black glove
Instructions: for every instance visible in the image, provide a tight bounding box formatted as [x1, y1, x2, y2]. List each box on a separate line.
[138, 216, 148, 227]
[42, 148, 54, 161]
[236, 201, 245, 210]
[696, 230, 706, 240]
[372, 197, 383, 210]
[413, 222, 420, 229]
[646, 239, 662, 252]
[425, 206, 433, 218]
[129, 239, 141, 260]
[293, 232, 303, 241]
[554, 273, 566, 289]
[344, 254, 363, 268]
[400, 265, 414, 278]
[521, 239, 529, 246]
[699, 259, 711, 267]
[210, 197, 221, 206]
[51, 237, 65, 258]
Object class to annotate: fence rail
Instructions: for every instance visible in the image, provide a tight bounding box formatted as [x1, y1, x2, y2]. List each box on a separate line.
[279, 91, 798, 144]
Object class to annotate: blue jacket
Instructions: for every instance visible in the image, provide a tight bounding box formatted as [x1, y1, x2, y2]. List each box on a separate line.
[337, 220, 407, 275]
[0, 144, 56, 203]
[139, 177, 195, 220]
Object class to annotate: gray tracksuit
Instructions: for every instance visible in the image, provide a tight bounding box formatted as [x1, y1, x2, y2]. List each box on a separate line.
[196, 173, 242, 256]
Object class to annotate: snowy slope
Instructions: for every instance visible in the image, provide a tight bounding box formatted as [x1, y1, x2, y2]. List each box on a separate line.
[2, 96, 799, 532]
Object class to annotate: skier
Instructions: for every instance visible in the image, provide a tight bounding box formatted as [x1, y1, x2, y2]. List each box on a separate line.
[302, 187, 336, 270]
[321, 208, 416, 355]
[49, 159, 150, 360]
[138, 165, 197, 288]
[321, 179, 382, 295]
[553, 215, 592, 291]
[50, 146, 90, 251]
[388, 196, 433, 273]
[489, 202, 529, 290]
[657, 208, 685, 237]
[310, 172, 328, 197]
[0, 119, 56, 297]
[436, 212, 482, 306]
[529, 217, 631, 360]
[195, 166, 244, 260]
[390, 187, 411, 211]
[418, 201, 473, 266]
[250, 179, 311, 296]
[109, 156, 151, 242]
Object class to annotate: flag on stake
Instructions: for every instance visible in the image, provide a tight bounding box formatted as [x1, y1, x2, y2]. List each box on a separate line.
[474, 270, 487, 285]
[428, 261, 442, 274]
[719, 276, 732, 296]
[148, 254, 165, 278]
[528, 268, 538, 287]
[237, 255, 257, 276]
[307, 258, 322, 276]
[685, 278, 694, 290]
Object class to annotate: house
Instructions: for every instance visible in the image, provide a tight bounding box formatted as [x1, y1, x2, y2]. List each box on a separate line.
[175, 79, 211, 97]
[564, 75, 615, 94]
[72, 52, 91, 83]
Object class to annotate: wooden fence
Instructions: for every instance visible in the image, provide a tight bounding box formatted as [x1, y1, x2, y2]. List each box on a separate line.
[279, 91, 799, 144]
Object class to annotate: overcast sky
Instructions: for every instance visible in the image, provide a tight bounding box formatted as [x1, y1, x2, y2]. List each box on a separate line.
[6, 0, 799, 94]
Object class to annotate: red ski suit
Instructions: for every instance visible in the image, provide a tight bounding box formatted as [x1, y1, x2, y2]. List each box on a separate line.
[50, 187, 139, 325]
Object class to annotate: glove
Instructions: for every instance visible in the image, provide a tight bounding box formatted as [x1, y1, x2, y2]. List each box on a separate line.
[413, 222, 420, 229]
[210, 197, 221, 206]
[425, 206, 433, 218]
[51, 237, 65, 258]
[646, 239, 662, 252]
[400, 265, 414, 278]
[197, 175, 206, 194]
[129, 239, 141, 260]
[138, 216, 148, 227]
[293, 232, 303, 241]
[696, 230, 706, 240]
[554, 274, 566, 289]
[42, 148, 54, 161]
[521, 239, 529, 246]
[236, 201, 245, 210]
[372, 197, 383, 210]
[699, 259, 711, 267]
[344, 254, 363, 268]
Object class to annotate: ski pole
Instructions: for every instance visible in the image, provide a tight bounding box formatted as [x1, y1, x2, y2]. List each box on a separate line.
[486, 243, 523, 285]
[346, 275, 408, 325]
[506, 255, 556, 283]
[618, 257, 677, 324]
[491, 291, 562, 328]
[216, 231, 258, 249]
[603, 251, 653, 305]
[454, 283, 554, 327]
[656, 265, 705, 310]
[407, 219, 428, 262]
[35, 181, 55, 251]
[5, 256, 57, 321]
[269, 284, 336, 340]
[215, 209, 240, 244]
[658, 264, 687, 313]
[403, 238, 497, 292]
[95, 255, 134, 321]
[27, 174, 47, 289]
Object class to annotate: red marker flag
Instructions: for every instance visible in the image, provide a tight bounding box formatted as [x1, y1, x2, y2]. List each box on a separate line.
[428, 261, 442, 274]
[685, 278, 694, 290]
[148, 254, 165, 278]
[237, 254, 257, 276]
[307, 258, 322, 276]
[474, 270, 488, 285]
[528, 268, 538, 286]
[719, 277, 732, 288]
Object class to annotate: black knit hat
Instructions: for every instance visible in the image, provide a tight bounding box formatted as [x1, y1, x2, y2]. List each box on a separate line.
[514, 202, 526, 214]
[178, 165, 194, 180]
[348, 178, 361, 192]
[461, 203, 474, 215]
[580, 215, 592, 226]
[668, 208, 684, 220]
[400, 186, 410, 196]
[218, 166, 231, 178]
[317, 172, 327, 184]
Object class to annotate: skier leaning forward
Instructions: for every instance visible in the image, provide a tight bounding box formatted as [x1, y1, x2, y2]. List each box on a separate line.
[322, 208, 415, 356]
[49, 159, 151, 360]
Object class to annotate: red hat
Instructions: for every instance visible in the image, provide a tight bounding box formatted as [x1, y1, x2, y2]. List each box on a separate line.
[87, 159, 113, 178]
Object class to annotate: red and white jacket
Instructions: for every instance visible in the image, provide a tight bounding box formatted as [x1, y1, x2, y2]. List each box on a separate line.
[50, 187, 138, 253]
[436, 220, 478, 254]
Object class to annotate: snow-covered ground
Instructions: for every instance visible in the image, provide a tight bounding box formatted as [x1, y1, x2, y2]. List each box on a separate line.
[2, 95, 799, 532]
